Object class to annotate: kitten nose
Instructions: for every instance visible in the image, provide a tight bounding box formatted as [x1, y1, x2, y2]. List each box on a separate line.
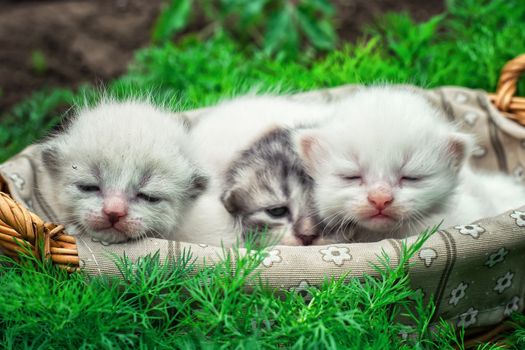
[293, 216, 318, 246]
[103, 195, 128, 224]
[106, 212, 125, 224]
[367, 191, 393, 210]
[295, 234, 316, 246]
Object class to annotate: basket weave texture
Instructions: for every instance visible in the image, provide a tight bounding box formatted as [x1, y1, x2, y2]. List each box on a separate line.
[0, 192, 78, 270]
[489, 53, 525, 125]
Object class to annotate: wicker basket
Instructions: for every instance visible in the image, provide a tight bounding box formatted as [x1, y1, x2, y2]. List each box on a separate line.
[1, 54, 524, 270]
[0, 192, 78, 271]
[1, 54, 525, 347]
[488, 53, 525, 125]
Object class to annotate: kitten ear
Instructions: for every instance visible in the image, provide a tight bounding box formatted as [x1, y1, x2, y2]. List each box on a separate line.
[445, 132, 475, 171]
[221, 188, 247, 215]
[294, 131, 328, 175]
[40, 142, 64, 176]
[188, 171, 208, 199]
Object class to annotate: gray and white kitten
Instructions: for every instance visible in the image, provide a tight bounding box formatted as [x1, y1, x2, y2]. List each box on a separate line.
[221, 127, 322, 246]
[296, 87, 525, 242]
[40, 100, 207, 244]
[184, 95, 334, 246]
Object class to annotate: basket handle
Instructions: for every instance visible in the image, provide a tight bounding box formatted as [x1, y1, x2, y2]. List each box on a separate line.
[0, 191, 79, 270]
[490, 53, 525, 125]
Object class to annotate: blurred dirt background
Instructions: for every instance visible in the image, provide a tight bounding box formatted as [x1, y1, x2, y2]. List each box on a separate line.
[0, 0, 444, 113]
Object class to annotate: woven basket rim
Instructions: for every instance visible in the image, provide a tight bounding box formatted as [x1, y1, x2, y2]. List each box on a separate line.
[488, 53, 525, 125]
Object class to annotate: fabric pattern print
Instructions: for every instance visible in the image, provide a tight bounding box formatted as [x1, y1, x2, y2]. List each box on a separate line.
[513, 165, 524, 181]
[289, 280, 315, 300]
[494, 272, 514, 294]
[510, 211, 525, 227]
[485, 247, 509, 268]
[319, 246, 351, 266]
[418, 248, 438, 267]
[455, 93, 468, 103]
[454, 224, 485, 238]
[463, 112, 479, 126]
[8, 173, 25, 190]
[456, 307, 478, 328]
[504, 296, 520, 316]
[449, 282, 469, 306]
[472, 146, 487, 158]
[91, 237, 113, 246]
[398, 331, 409, 341]
[262, 249, 282, 268]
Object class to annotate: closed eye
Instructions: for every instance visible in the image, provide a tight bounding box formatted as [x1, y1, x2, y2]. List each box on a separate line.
[401, 176, 421, 181]
[340, 175, 361, 181]
[265, 206, 289, 218]
[137, 193, 162, 203]
[77, 184, 100, 192]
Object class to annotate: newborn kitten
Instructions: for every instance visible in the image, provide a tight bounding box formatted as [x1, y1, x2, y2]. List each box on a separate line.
[296, 87, 525, 242]
[175, 181, 238, 248]
[40, 100, 207, 244]
[190, 95, 333, 176]
[187, 95, 333, 246]
[221, 128, 321, 246]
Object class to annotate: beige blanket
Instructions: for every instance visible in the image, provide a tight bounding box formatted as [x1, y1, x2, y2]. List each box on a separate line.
[1, 84, 524, 332]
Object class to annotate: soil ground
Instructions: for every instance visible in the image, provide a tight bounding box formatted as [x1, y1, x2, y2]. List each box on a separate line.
[0, 0, 444, 114]
[0, 0, 163, 114]
[333, 0, 445, 42]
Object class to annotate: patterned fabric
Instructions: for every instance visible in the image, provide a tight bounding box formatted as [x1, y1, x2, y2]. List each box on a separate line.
[1, 85, 524, 332]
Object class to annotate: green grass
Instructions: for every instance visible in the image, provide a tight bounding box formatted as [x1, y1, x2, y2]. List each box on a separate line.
[1, 0, 525, 348]
[0, 229, 461, 349]
[2, 0, 525, 163]
[30, 50, 48, 75]
[1, 229, 521, 349]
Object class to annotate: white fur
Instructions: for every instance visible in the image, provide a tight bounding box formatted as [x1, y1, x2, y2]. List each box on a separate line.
[296, 87, 525, 241]
[40, 100, 202, 244]
[190, 95, 334, 175]
[428, 167, 525, 228]
[175, 179, 238, 247]
[185, 95, 333, 246]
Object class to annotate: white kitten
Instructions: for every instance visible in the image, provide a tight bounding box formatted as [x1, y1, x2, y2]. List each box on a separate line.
[186, 95, 333, 246]
[296, 87, 525, 241]
[40, 100, 207, 244]
[175, 180, 238, 248]
[190, 95, 333, 176]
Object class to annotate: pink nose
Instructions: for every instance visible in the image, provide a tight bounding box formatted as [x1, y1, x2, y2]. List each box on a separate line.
[367, 191, 393, 210]
[103, 195, 128, 224]
[293, 216, 317, 246]
[295, 234, 316, 246]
